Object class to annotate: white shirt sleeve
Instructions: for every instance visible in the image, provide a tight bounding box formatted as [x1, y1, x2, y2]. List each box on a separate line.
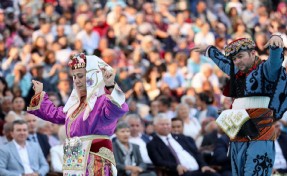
[50, 145, 64, 173]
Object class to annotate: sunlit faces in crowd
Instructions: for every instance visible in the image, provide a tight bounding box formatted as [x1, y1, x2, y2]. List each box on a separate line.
[176, 104, 190, 120]
[115, 122, 131, 144]
[24, 113, 38, 134]
[126, 114, 143, 137]
[11, 121, 29, 145]
[12, 97, 25, 112]
[153, 115, 171, 136]
[171, 118, 184, 134]
[0, 97, 12, 114]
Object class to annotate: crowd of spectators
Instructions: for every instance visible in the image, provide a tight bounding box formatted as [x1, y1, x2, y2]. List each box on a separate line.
[0, 0, 287, 175]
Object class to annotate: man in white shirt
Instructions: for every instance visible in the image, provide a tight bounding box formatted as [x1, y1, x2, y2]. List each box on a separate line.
[0, 120, 49, 176]
[125, 114, 153, 165]
[76, 20, 100, 55]
[175, 103, 201, 140]
[191, 63, 220, 93]
[147, 115, 218, 176]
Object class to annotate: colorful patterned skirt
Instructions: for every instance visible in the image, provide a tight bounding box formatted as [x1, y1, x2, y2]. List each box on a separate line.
[63, 135, 116, 176]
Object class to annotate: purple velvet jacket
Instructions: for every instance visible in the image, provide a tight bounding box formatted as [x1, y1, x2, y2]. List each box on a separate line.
[28, 93, 129, 138]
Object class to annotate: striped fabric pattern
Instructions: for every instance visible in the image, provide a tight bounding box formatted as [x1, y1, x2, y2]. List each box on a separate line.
[231, 108, 276, 142]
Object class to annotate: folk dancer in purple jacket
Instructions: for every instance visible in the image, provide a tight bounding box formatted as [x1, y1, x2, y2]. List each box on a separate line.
[27, 53, 129, 175]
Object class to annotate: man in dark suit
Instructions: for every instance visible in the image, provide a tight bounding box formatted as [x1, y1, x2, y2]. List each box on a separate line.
[200, 121, 220, 165]
[273, 121, 287, 174]
[212, 133, 232, 176]
[24, 113, 51, 159]
[147, 115, 219, 176]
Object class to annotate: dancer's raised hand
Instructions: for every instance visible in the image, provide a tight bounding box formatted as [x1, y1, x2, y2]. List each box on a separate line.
[192, 44, 210, 54]
[32, 80, 43, 94]
[100, 66, 115, 87]
[264, 35, 284, 48]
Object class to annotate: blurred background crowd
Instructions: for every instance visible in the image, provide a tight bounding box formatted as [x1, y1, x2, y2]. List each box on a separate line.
[0, 0, 287, 175]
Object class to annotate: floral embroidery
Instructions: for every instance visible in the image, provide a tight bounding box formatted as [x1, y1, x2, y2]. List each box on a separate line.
[64, 137, 82, 157]
[252, 153, 273, 176]
[86, 69, 99, 88]
[94, 147, 116, 166]
[63, 137, 92, 175]
[29, 93, 41, 107]
[63, 138, 86, 170]
[27, 92, 45, 111]
[225, 38, 255, 57]
[86, 77, 94, 87]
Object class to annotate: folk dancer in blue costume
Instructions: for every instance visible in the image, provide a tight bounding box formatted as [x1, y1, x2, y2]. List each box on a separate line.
[194, 34, 285, 176]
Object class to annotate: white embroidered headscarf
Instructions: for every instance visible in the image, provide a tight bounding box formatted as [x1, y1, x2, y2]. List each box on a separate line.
[63, 55, 113, 121]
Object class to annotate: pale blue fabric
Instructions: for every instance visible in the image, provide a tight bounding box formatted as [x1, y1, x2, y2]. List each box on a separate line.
[230, 141, 275, 176]
[208, 46, 286, 120]
[0, 141, 49, 176]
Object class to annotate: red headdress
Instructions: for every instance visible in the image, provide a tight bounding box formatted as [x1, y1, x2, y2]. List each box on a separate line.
[68, 53, 87, 70]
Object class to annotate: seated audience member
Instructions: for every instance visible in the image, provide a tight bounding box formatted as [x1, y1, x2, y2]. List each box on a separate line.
[0, 120, 49, 175]
[200, 121, 219, 162]
[156, 95, 175, 119]
[4, 112, 19, 123]
[147, 115, 219, 176]
[176, 103, 201, 140]
[162, 62, 186, 97]
[23, 112, 51, 159]
[127, 80, 151, 106]
[194, 92, 218, 123]
[144, 122, 155, 137]
[37, 119, 60, 147]
[171, 117, 209, 160]
[191, 64, 220, 93]
[5, 96, 26, 122]
[144, 100, 160, 122]
[196, 118, 217, 148]
[273, 121, 287, 175]
[180, 95, 197, 117]
[0, 122, 13, 145]
[171, 117, 184, 135]
[113, 121, 156, 176]
[0, 96, 12, 121]
[212, 133, 232, 176]
[50, 125, 66, 173]
[125, 114, 153, 167]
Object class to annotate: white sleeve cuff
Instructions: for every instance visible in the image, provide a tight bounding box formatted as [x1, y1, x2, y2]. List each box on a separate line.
[109, 84, 126, 107]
